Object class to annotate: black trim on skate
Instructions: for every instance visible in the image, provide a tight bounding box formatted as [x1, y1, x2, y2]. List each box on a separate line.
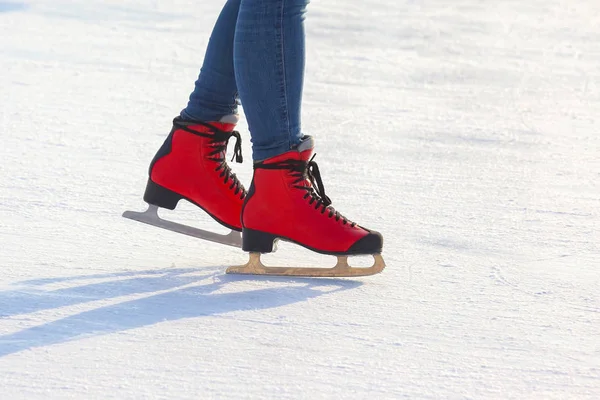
[172, 116, 221, 139]
[143, 179, 242, 232]
[242, 228, 278, 253]
[242, 227, 383, 256]
[240, 171, 256, 228]
[148, 124, 176, 176]
[347, 231, 384, 254]
[173, 117, 240, 155]
[148, 117, 215, 176]
[143, 179, 184, 210]
[149, 117, 244, 176]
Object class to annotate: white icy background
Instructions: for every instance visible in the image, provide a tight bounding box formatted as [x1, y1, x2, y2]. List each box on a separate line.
[1, 0, 599, 398]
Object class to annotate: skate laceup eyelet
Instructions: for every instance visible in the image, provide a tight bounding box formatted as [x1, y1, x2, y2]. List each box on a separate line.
[294, 160, 356, 227]
[253, 156, 357, 227]
[304, 194, 353, 226]
[206, 130, 246, 200]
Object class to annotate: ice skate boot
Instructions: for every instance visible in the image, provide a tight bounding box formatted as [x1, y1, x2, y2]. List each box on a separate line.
[227, 137, 385, 276]
[123, 116, 246, 247]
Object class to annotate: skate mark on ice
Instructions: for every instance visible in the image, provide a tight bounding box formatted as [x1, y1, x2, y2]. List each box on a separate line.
[0, 270, 361, 357]
[489, 256, 600, 314]
[489, 265, 553, 297]
[489, 254, 577, 296]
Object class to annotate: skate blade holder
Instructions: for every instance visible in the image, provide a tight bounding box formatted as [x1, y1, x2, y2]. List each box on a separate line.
[122, 204, 242, 248]
[227, 253, 385, 277]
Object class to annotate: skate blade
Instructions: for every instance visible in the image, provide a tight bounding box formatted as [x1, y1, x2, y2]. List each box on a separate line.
[122, 205, 242, 248]
[226, 253, 385, 277]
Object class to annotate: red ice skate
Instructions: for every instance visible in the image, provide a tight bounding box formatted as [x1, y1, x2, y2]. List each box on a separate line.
[227, 137, 385, 277]
[123, 116, 246, 247]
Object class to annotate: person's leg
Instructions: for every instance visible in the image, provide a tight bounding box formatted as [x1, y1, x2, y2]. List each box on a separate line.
[234, 0, 308, 160]
[138, 1, 247, 236]
[236, 0, 383, 267]
[183, 0, 242, 122]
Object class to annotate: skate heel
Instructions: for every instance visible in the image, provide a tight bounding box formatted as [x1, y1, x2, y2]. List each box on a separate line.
[143, 179, 184, 210]
[242, 228, 279, 253]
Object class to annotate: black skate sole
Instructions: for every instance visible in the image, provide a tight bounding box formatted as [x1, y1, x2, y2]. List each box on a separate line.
[143, 179, 242, 232]
[242, 227, 383, 256]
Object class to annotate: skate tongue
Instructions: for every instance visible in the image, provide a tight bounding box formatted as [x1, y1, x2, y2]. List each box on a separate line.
[219, 114, 240, 124]
[207, 121, 236, 133]
[216, 114, 239, 133]
[294, 135, 315, 162]
[256, 135, 315, 165]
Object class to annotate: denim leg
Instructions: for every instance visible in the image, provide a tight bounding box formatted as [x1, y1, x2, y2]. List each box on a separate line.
[183, 0, 242, 122]
[235, 0, 309, 160]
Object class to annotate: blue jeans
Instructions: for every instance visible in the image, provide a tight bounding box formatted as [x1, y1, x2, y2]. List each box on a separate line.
[183, 0, 309, 161]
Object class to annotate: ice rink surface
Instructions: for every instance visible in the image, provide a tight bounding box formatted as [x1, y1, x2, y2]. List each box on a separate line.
[1, 1, 599, 398]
